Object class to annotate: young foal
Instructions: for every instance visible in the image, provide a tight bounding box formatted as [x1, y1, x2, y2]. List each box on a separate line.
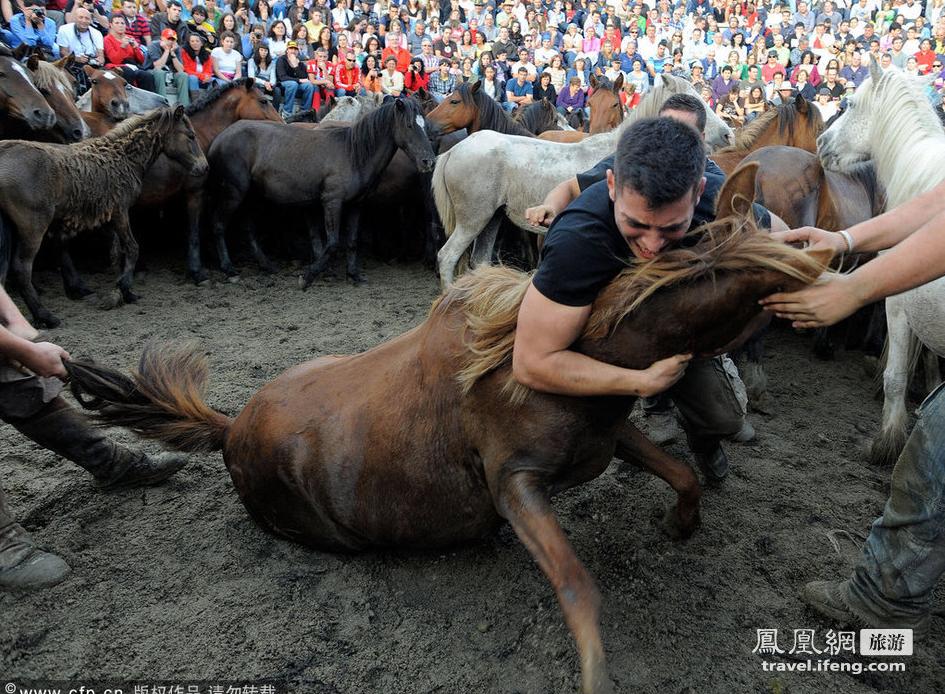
[0, 106, 207, 327]
[65, 167, 829, 694]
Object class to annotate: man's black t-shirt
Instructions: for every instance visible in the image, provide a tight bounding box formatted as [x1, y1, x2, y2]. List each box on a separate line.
[532, 156, 771, 307]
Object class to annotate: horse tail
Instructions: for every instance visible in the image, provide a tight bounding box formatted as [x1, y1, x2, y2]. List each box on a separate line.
[432, 150, 456, 237]
[65, 343, 231, 453]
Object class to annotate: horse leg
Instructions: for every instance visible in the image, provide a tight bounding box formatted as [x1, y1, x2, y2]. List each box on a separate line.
[300, 198, 342, 289]
[871, 300, 912, 466]
[437, 220, 480, 290]
[184, 187, 209, 285]
[211, 189, 244, 279]
[811, 326, 837, 360]
[922, 348, 942, 397]
[112, 213, 140, 305]
[421, 172, 443, 270]
[244, 215, 279, 274]
[58, 238, 93, 299]
[495, 470, 613, 694]
[10, 225, 58, 328]
[614, 421, 701, 539]
[740, 327, 770, 414]
[343, 206, 365, 284]
[470, 213, 500, 267]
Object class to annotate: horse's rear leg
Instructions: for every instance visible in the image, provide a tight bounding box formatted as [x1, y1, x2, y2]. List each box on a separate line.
[10, 227, 58, 328]
[496, 470, 613, 694]
[872, 301, 912, 466]
[614, 421, 701, 538]
[740, 327, 770, 413]
[244, 213, 280, 274]
[210, 190, 244, 278]
[112, 214, 140, 305]
[470, 213, 500, 267]
[58, 238, 93, 299]
[437, 221, 479, 290]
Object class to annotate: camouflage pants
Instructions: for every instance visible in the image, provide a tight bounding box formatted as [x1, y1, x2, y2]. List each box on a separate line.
[847, 382, 945, 621]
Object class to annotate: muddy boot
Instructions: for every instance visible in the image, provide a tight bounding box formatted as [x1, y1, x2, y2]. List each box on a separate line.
[9, 397, 188, 489]
[0, 485, 69, 591]
[686, 432, 729, 484]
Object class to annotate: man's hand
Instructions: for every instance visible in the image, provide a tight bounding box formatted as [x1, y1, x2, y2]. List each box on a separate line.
[20, 341, 70, 379]
[525, 204, 557, 227]
[770, 226, 846, 255]
[638, 353, 691, 397]
[760, 273, 867, 329]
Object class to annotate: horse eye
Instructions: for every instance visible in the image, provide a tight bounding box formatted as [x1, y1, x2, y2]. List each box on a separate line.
[0, 71, 6, 78]
[450, 99, 460, 104]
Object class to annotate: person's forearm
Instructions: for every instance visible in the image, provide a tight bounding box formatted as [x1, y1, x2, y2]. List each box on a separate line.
[847, 179, 945, 252]
[851, 206, 945, 304]
[513, 348, 649, 397]
[542, 176, 580, 214]
[0, 326, 33, 361]
[0, 287, 28, 327]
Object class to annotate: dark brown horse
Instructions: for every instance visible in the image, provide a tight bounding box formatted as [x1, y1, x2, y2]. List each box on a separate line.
[710, 94, 824, 174]
[0, 53, 56, 137]
[23, 54, 90, 143]
[207, 97, 436, 286]
[0, 106, 207, 327]
[80, 66, 131, 136]
[65, 165, 829, 694]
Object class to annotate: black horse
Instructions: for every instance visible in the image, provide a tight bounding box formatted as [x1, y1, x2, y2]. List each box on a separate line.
[207, 97, 436, 286]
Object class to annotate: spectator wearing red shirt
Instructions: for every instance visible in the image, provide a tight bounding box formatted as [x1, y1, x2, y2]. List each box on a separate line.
[915, 39, 938, 74]
[103, 13, 156, 91]
[761, 49, 786, 82]
[381, 43, 411, 73]
[333, 50, 360, 96]
[404, 57, 429, 93]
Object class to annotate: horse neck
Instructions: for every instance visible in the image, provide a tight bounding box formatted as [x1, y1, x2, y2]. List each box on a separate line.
[100, 118, 167, 183]
[347, 108, 399, 184]
[869, 91, 945, 207]
[473, 93, 533, 136]
[188, 96, 242, 151]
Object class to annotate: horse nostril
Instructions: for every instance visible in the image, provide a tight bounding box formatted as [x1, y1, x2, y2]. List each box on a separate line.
[72, 127, 84, 140]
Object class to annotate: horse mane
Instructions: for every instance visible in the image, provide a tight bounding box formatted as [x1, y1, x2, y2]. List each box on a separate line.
[455, 82, 534, 136]
[348, 96, 420, 164]
[186, 79, 253, 116]
[513, 98, 560, 134]
[29, 60, 74, 93]
[845, 160, 886, 216]
[856, 68, 944, 205]
[715, 100, 823, 153]
[440, 218, 825, 405]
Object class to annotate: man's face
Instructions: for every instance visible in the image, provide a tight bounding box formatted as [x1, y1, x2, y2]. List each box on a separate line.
[122, 1, 136, 17]
[168, 4, 181, 20]
[75, 7, 92, 28]
[607, 170, 703, 260]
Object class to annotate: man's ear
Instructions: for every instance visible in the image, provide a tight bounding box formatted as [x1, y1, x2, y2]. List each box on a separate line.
[606, 169, 616, 202]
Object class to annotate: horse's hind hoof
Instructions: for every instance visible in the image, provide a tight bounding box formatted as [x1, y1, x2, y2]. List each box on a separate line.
[662, 505, 699, 540]
[35, 312, 61, 329]
[97, 289, 124, 311]
[191, 269, 210, 286]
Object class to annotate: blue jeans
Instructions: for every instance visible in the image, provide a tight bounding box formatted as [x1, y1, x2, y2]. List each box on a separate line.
[188, 75, 201, 91]
[846, 382, 945, 622]
[500, 101, 516, 112]
[279, 80, 315, 113]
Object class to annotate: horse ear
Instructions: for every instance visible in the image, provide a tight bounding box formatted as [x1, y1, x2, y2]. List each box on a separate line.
[589, 73, 599, 90]
[242, 77, 254, 91]
[0, 43, 12, 58]
[11, 43, 30, 61]
[173, 104, 185, 120]
[793, 91, 808, 113]
[869, 55, 882, 83]
[25, 54, 39, 71]
[394, 97, 406, 111]
[613, 72, 624, 92]
[83, 64, 96, 77]
[715, 161, 759, 220]
[659, 73, 671, 89]
[470, 79, 482, 94]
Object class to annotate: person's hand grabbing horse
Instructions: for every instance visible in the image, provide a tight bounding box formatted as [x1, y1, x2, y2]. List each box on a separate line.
[525, 203, 557, 227]
[637, 352, 692, 397]
[20, 341, 71, 380]
[770, 226, 848, 256]
[760, 273, 868, 329]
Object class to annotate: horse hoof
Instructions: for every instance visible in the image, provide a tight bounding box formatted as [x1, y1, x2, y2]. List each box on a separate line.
[122, 291, 140, 304]
[662, 506, 699, 540]
[36, 313, 61, 329]
[348, 272, 367, 285]
[97, 289, 124, 311]
[191, 269, 210, 286]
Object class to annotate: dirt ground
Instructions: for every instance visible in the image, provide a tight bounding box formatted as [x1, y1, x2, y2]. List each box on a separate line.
[1, 254, 943, 694]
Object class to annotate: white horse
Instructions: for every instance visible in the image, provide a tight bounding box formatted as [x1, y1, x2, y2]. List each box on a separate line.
[431, 74, 734, 287]
[321, 93, 384, 123]
[819, 61, 945, 465]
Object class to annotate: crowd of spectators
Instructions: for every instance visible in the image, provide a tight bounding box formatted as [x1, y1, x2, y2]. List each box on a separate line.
[0, 0, 942, 120]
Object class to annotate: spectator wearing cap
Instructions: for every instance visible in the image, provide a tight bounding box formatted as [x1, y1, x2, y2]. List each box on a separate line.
[761, 48, 785, 82]
[688, 60, 705, 90]
[533, 34, 557, 70]
[6, 0, 59, 57]
[145, 28, 190, 106]
[275, 39, 315, 116]
[151, 1, 189, 44]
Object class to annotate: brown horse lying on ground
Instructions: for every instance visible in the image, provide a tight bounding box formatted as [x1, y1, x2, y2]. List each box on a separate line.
[65, 166, 829, 694]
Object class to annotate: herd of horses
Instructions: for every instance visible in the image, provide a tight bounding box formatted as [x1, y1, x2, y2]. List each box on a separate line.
[0, 42, 942, 691]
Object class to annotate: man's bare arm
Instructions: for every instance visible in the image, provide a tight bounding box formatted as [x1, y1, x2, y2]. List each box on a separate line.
[524, 176, 581, 227]
[512, 282, 690, 397]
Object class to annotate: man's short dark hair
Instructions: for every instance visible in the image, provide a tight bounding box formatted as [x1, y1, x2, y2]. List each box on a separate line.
[613, 118, 706, 208]
[657, 93, 707, 135]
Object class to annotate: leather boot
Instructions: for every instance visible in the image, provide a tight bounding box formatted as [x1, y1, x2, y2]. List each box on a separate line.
[0, 484, 70, 591]
[8, 397, 188, 489]
[686, 432, 729, 484]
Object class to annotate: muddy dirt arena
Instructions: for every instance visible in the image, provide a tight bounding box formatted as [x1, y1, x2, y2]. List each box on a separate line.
[2, 254, 943, 693]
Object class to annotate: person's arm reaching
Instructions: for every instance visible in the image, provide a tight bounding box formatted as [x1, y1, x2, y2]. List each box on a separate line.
[512, 282, 691, 396]
[762, 205, 945, 328]
[525, 176, 581, 227]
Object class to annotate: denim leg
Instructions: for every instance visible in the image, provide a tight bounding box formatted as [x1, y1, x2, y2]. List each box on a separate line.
[188, 74, 200, 91]
[847, 383, 945, 622]
[280, 80, 299, 113]
[298, 81, 316, 108]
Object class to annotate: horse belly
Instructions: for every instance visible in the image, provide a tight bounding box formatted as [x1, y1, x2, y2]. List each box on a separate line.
[222, 357, 499, 551]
